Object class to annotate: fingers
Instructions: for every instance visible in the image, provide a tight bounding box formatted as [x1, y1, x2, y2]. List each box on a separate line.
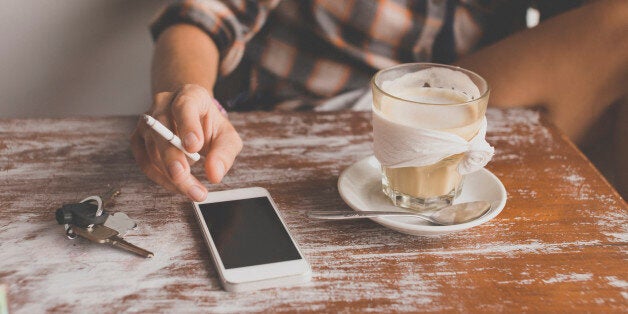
[144, 130, 168, 175]
[170, 84, 211, 153]
[151, 119, 208, 201]
[144, 92, 179, 177]
[204, 121, 243, 184]
[130, 129, 178, 192]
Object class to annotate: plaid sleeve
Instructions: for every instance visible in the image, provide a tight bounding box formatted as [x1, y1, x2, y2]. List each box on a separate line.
[150, 0, 280, 75]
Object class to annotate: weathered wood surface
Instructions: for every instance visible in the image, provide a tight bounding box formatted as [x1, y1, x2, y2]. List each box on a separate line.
[0, 109, 626, 313]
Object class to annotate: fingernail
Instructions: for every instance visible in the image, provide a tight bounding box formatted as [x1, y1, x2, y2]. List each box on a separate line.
[184, 133, 198, 150]
[168, 161, 184, 178]
[188, 185, 206, 201]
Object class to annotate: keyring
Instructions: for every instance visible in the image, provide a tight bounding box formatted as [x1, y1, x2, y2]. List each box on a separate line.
[65, 225, 77, 239]
[80, 195, 103, 216]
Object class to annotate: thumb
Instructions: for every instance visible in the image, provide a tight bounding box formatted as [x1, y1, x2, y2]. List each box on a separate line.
[204, 122, 243, 183]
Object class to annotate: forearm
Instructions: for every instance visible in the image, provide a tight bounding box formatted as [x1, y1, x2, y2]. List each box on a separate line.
[151, 24, 220, 95]
[456, 0, 628, 142]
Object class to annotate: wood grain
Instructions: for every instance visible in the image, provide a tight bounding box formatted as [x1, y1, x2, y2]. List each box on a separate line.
[0, 109, 626, 313]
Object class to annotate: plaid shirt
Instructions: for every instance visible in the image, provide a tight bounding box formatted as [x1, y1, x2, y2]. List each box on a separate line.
[151, 0, 534, 111]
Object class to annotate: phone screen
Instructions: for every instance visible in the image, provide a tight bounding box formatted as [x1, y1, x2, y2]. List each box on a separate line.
[199, 197, 302, 269]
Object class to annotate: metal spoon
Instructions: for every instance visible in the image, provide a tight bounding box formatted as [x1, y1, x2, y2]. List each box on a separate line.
[307, 201, 491, 225]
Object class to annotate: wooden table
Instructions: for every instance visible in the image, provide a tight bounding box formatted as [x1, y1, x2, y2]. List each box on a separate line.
[0, 109, 626, 313]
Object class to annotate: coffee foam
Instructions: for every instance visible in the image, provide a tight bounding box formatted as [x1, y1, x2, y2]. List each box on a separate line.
[381, 67, 481, 102]
[378, 87, 481, 135]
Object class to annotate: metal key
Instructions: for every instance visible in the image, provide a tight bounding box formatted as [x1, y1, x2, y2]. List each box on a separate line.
[97, 186, 122, 216]
[72, 224, 154, 258]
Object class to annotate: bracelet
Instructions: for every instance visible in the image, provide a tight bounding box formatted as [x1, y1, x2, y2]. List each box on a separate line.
[212, 98, 228, 117]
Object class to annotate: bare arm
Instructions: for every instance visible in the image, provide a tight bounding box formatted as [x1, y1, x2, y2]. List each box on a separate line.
[456, 0, 628, 143]
[151, 24, 219, 94]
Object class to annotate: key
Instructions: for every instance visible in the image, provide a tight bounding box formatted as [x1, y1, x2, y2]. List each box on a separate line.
[71, 224, 154, 258]
[103, 212, 137, 237]
[97, 186, 122, 216]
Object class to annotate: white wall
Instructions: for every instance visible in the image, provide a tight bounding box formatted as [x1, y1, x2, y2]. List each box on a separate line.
[0, 0, 169, 118]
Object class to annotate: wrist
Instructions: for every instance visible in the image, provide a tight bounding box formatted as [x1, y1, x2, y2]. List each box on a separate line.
[212, 98, 228, 117]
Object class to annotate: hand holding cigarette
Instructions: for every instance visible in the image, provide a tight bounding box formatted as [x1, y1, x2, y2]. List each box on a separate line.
[130, 84, 242, 201]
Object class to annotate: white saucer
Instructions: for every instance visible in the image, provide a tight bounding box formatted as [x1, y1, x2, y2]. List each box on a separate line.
[337, 156, 507, 236]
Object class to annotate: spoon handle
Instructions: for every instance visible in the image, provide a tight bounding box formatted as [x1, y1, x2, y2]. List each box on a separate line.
[307, 210, 437, 223]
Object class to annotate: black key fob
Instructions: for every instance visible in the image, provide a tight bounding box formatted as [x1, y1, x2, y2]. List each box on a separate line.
[55, 202, 109, 227]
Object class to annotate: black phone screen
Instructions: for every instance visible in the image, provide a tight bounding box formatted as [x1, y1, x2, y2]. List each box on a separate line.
[199, 197, 302, 269]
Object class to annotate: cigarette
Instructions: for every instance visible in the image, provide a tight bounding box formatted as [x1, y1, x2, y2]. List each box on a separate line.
[143, 114, 201, 162]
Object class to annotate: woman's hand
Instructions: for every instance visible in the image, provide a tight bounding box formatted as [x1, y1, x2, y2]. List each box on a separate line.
[130, 84, 242, 201]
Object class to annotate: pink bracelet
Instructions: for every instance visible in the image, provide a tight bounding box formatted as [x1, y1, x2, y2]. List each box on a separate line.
[212, 98, 228, 117]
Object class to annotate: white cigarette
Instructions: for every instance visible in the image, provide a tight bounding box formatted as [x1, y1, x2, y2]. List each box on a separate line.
[143, 114, 201, 162]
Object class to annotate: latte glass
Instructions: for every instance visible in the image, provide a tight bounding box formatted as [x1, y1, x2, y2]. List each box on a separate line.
[372, 63, 489, 211]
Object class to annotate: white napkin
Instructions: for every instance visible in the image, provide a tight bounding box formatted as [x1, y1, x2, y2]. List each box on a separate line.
[373, 111, 494, 175]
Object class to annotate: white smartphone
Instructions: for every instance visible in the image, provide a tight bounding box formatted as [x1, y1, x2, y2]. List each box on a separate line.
[192, 187, 311, 292]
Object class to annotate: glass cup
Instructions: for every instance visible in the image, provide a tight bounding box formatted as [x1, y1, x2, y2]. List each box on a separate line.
[372, 63, 490, 212]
